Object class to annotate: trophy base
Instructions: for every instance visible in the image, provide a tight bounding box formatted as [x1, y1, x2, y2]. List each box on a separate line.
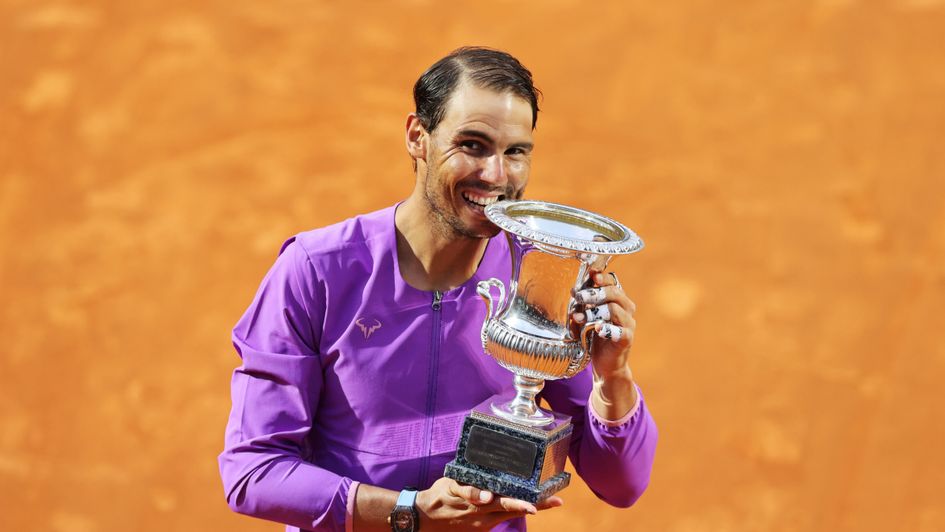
[444, 397, 573, 503]
[444, 463, 570, 505]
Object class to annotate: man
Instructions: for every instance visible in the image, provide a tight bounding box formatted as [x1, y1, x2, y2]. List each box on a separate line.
[220, 47, 657, 532]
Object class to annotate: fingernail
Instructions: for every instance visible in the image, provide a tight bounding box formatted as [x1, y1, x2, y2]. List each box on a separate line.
[573, 312, 585, 323]
[526, 505, 537, 515]
[480, 491, 491, 502]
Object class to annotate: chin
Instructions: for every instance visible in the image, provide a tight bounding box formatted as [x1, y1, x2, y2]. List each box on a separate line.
[473, 223, 502, 239]
[454, 220, 501, 240]
[481, 224, 502, 238]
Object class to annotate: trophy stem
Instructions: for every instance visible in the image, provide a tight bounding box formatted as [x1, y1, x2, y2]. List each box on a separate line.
[491, 375, 555, 427]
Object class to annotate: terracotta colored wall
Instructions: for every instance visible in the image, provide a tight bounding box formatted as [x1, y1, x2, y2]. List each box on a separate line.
[2, 1, 944, 531]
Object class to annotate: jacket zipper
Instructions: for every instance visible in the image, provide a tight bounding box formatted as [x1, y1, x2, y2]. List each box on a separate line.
[418, 290, 443, 487]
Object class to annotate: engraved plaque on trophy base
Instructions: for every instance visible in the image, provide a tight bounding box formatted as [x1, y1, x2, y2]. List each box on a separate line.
[444, 397, 572, 503]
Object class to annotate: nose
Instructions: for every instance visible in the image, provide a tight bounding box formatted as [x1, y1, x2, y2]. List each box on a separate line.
[480, 154, 508, 186]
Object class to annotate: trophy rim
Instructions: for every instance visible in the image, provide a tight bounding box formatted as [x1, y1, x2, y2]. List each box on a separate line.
[485, 200, 644, 255]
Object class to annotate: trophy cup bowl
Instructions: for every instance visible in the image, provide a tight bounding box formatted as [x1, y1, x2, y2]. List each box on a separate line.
[445, 200, 644, 502]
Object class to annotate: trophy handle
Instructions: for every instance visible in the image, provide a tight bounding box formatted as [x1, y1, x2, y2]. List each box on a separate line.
[477, 278, 507, 321]
[580, 322, 597, 357]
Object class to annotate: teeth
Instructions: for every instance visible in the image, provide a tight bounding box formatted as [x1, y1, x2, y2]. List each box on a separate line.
[463, 192, 500, 207]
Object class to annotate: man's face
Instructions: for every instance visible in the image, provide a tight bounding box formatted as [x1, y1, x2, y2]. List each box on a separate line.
[420, 82, 534, 239]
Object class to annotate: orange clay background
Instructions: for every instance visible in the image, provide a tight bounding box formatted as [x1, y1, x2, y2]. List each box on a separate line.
[2, 1, 945, 531]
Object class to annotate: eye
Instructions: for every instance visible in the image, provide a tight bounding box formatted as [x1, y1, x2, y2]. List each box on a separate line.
[460, 140, 484, 152]
[506, 146, 529, 157]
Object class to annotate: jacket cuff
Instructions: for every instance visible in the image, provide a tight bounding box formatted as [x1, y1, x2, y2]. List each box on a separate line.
[589, 384, 643, 429]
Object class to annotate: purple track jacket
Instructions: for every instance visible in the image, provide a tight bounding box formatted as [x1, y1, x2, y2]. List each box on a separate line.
[219, 205, 657, 531]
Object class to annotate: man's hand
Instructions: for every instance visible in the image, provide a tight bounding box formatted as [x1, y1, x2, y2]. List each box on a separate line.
[572, 271, 639, 420]
[415, 478, 563, 531]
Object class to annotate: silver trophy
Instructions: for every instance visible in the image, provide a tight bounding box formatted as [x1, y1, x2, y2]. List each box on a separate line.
[445, 200, 644, 502]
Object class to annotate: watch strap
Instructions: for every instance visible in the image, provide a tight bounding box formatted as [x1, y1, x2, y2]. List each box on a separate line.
[395, 488, 418, 508]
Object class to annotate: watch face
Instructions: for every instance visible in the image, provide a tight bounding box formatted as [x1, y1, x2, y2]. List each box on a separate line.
[392, 509, 415, 531]
[395, 512, 412, 529]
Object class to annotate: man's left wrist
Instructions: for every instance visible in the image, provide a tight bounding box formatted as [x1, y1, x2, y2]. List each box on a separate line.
[594, 364, 634, 385]
[389, 487, 420, 532]
[591, 365, 637, 420]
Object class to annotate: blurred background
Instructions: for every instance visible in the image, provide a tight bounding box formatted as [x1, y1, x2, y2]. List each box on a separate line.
[2, 0, 944, 530]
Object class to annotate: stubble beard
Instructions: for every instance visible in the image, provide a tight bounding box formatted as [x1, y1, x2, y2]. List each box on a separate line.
[422, 165, 501, 241]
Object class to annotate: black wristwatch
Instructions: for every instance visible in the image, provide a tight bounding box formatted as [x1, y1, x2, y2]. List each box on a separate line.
[389, 487, 420, 532]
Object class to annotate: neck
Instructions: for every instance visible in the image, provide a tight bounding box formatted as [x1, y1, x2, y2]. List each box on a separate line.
[395, 195, 490, 292]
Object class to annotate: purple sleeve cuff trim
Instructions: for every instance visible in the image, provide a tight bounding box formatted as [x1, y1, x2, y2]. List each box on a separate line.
[346, 481, 360, 532]
[589, 384, 642, 428]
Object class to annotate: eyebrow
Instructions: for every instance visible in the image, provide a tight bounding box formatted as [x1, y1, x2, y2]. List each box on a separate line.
[456, 129, 534, 151]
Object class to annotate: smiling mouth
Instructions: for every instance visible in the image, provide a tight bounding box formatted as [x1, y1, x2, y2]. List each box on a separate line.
[461, 192, 504, 212]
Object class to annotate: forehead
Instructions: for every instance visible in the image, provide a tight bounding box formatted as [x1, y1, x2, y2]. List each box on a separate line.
[437, 82, 534, 140]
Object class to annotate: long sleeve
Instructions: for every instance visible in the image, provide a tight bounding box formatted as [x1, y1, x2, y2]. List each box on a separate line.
[219, 238, 354, 531]
[543, 371, 657, 508]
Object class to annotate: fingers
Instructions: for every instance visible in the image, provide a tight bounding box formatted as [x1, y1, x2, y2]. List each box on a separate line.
[591, 271, 619, 288]
[448, 481, 493, 505]
[584, 304, 611, 322]
[574, 285, 635, 313]
[596, 322, 626, 342]
[573, 275, 636, 343]
[482, 502, 563, 532]
[479, 495, 561, 515]
[494, 496, 537, 515]
[574, 306, 636, 344]
[583, 271, 635, 314]
[432, 479, 562, 529]
[536, 496, 565, 510]
[574, 302, 633, 327]
[447, 480, 536, 514]
[573, 286, 608, 305]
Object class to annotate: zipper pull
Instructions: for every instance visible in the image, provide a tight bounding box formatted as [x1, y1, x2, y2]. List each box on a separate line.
[432, 290, 442, 311]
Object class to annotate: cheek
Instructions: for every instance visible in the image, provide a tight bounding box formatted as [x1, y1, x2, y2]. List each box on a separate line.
[441, 155, 477, 181]
[509, 161, 530, 186]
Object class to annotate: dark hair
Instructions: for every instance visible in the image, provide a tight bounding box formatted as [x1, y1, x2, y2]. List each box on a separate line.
[413, 46, 542, 133]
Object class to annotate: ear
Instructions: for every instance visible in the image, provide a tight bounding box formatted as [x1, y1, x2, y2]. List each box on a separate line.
[405, 113, 427, 162]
